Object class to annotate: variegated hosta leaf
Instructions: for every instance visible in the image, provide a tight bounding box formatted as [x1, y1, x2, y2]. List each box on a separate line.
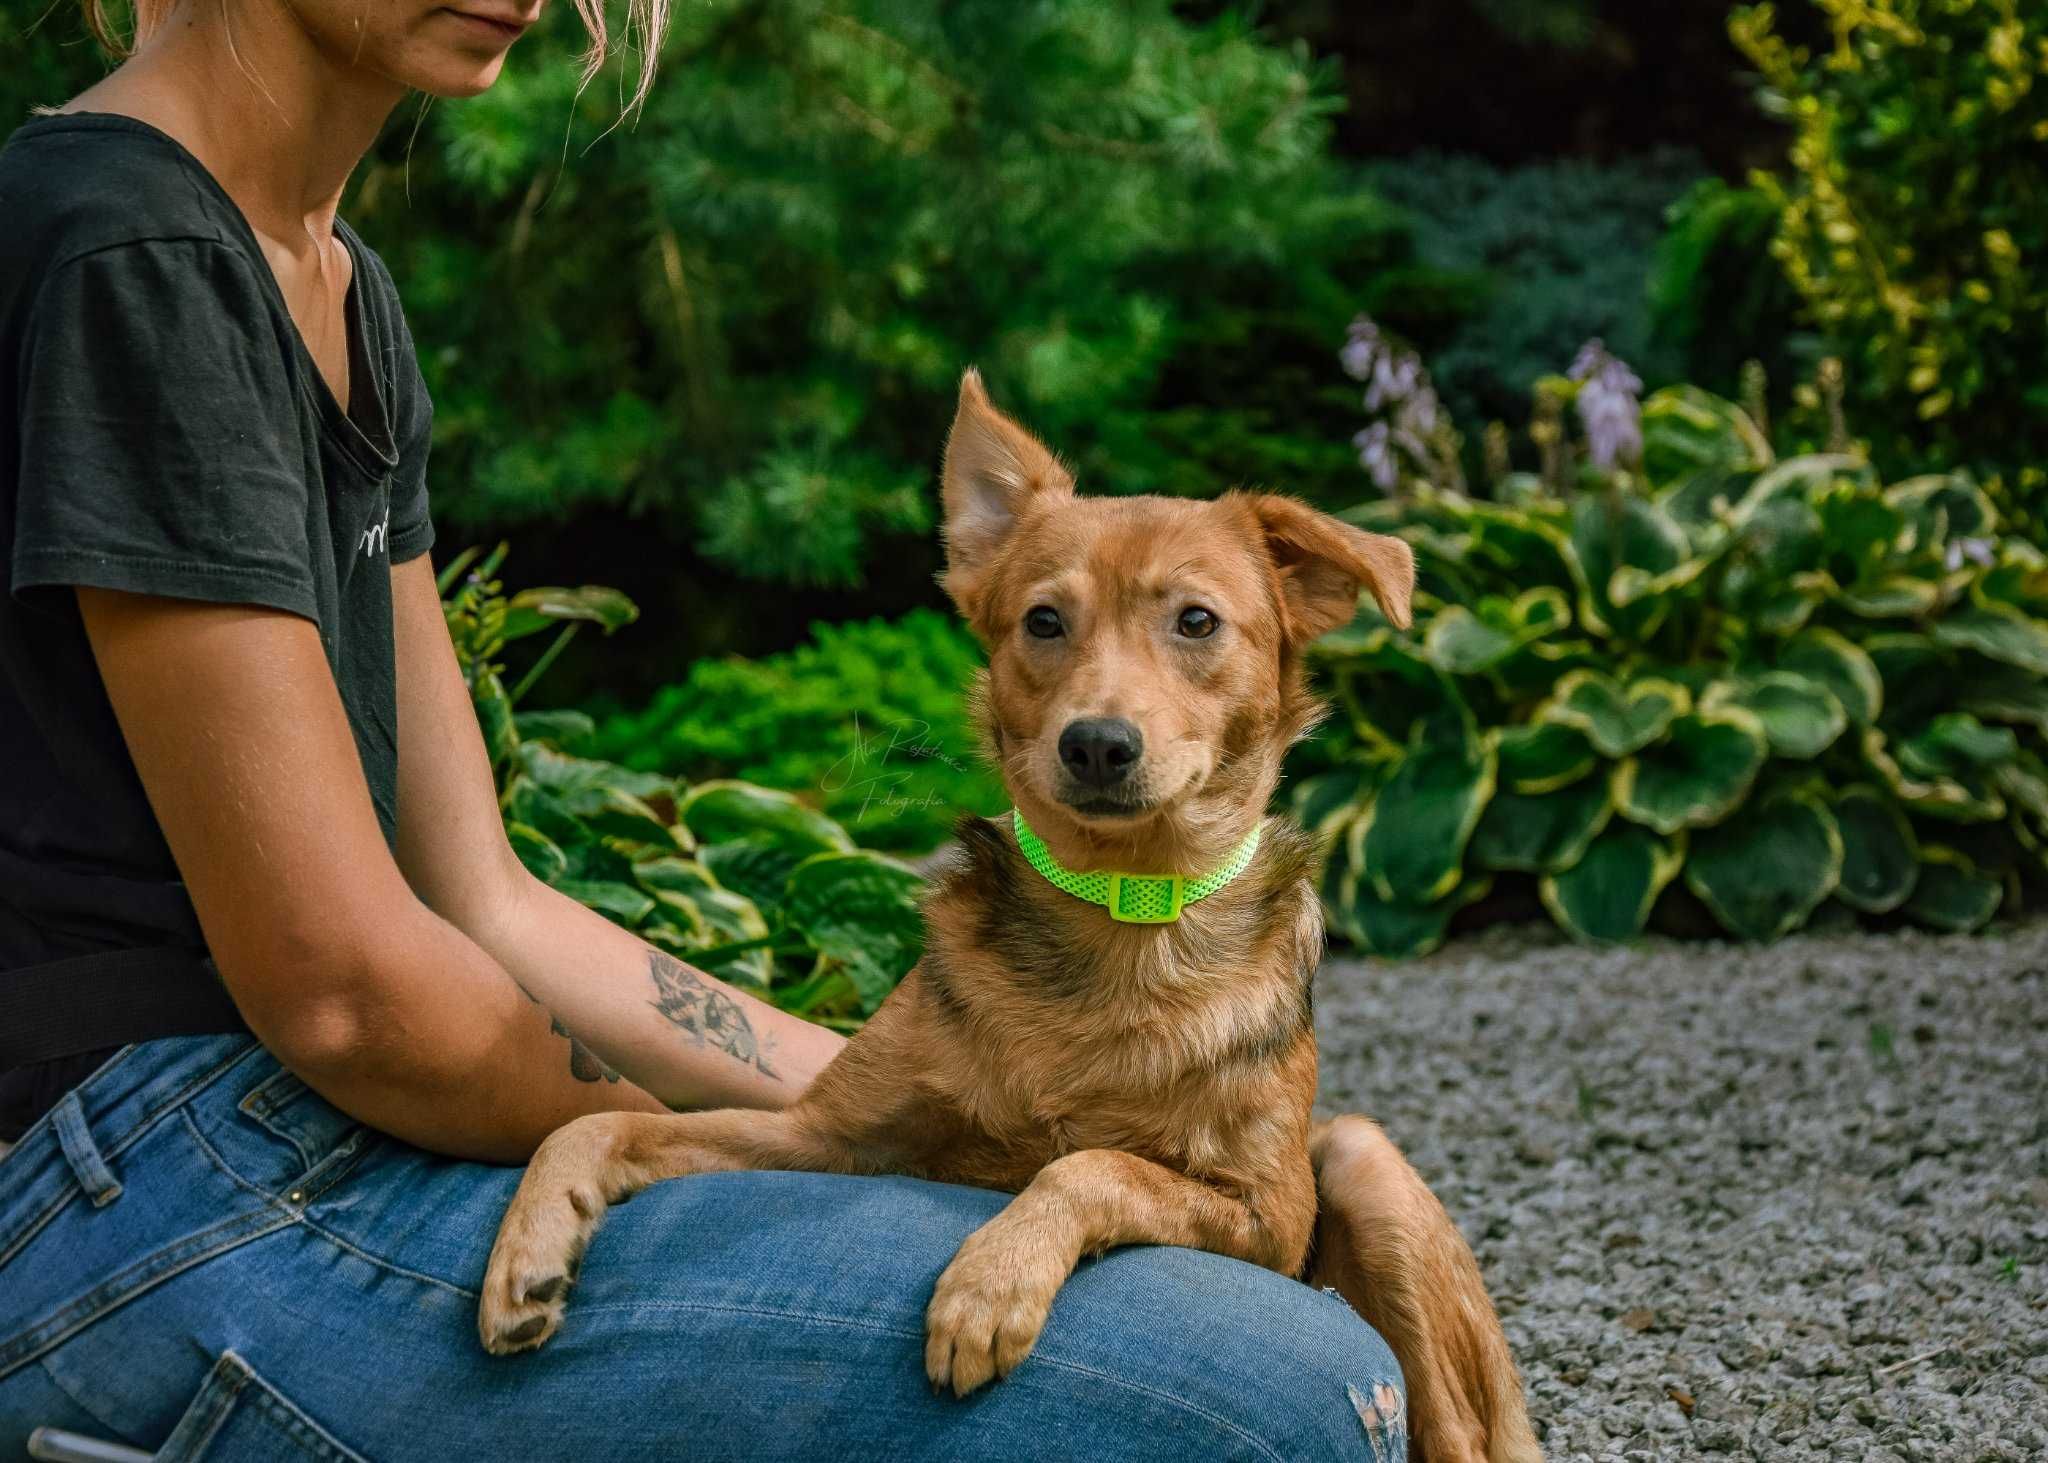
[1569, 493, 1691, 640]
[1863, 634, 1952, 732]
[1614, 709, 1768, 835]
[1463, 506, 1577, 591]
[1326, 629, 1478, 755]
[1859, 727, 2004, 822]
[1886, 473, 1998, 550]
[1540, 670, 1691, 758]
[515, 743, 686, 847]
[1903, 847, 2003, 933]
[500, 584, 640, 642]
[1289, 767, 1382, 842]
[1471, 774, 1614, 874]
[1330, 864, 1494, 961]
[552, 878, 658, 930]
[634, 856, 775, 986]
[1361, 740, 1497, 904]
[1540, 825, 1683, 943]
[506, 820, 568, 884]
[783, 852, 926, 1013]
[1702, 673, 1847, 760]
[1973, 547, 2048, 618]
[1641, 384, 1772, 480]
[700, 838, 810, 917]
[1931, 606, 2048, 676]
[1960, 665, 2048, 735]
[678, 780, 854, 855]
[1494, 721, 1597, 794]
[1894, 714, 2019, 781]
[1831, 785, 1920, 914]
[1814, 484, 1908, 579]
[513, 708, 598, 752]
[1685, 791, 1843, 941]
[1775, 628, 1883, 727]
[1730, 453, 1875, 519]
[1422, 588, 1571, 675]
[1839, 575, 1941, 619]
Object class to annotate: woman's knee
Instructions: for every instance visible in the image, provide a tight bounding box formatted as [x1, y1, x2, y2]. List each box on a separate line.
[1034, 1242, 1408, 1461]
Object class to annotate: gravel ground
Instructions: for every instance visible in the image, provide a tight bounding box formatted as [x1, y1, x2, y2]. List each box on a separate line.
[1312, 917, 2048, 1462]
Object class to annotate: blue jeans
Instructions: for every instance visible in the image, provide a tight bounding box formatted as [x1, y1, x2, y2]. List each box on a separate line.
[0, 1035, 1404, 1460]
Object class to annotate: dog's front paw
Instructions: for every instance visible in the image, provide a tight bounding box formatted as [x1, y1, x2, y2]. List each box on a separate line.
[477, 1177, 605, 1355]
[924, 1224, 1068, 1396]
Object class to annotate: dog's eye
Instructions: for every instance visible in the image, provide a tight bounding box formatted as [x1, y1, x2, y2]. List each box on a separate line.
[1024, 605, 1065, 639]
[1177, 606, 1221, 639]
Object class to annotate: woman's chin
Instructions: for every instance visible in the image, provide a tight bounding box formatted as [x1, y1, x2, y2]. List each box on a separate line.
[405, 54, 511, 99]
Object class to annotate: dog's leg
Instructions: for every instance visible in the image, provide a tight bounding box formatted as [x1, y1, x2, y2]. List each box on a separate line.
[478, 1106, 843, 1354]
[1306, 1116, 1543, 1463]
[924, 1147, 1305, 1396]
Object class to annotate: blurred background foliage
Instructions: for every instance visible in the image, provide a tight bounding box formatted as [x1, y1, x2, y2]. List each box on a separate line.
[10, 0, 2044, 953]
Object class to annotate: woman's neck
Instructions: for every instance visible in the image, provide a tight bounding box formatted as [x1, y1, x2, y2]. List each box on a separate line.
[64, 0, 407, 250]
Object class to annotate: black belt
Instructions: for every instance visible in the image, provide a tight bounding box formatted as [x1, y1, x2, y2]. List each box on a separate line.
[0, 946, 250, 1068]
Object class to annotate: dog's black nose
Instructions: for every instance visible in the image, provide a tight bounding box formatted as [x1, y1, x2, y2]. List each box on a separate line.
[1058, 718, 1143, 788]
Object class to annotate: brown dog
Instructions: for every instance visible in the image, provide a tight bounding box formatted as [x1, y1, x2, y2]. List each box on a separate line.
[478, 370, 1541, 1463]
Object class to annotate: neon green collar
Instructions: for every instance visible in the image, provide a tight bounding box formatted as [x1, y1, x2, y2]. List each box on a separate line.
[1011, 810, 1262, 923]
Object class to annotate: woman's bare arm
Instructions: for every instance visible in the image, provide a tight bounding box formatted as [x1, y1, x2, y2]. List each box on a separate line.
[74, 580, 669, 1164]
[386, 554, 848, 1110]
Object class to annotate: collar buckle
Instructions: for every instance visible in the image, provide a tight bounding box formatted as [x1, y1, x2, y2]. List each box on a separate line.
[1107, 873, 1185, 923]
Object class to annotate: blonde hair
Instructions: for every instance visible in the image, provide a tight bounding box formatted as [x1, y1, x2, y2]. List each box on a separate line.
[81, 0, 669, 113]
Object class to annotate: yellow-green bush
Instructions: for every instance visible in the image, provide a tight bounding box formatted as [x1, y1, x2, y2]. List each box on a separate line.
[1732, 0, 2048, 523]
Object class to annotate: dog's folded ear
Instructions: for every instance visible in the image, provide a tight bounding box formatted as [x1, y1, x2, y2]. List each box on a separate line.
[940, 367, 1074, 616]
[1242, 492, 1416, 640]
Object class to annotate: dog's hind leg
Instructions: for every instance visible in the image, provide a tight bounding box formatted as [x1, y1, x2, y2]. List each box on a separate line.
[1306, 1115, 1544, 1463]
[478, 1106, 847, 1354]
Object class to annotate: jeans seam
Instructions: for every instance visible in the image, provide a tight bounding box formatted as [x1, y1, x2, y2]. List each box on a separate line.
[0, 1200, 293, 1381]
[567, 1298, 1293, 1461]
[0, 1161, 79, 1272]
[292, 1214, 479, 1302]
[182, 1117, 476, 1300]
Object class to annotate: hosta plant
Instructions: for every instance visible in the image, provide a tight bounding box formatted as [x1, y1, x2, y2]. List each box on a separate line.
[441, 544, 925, 1027]
[1297, 377, 2048, 957]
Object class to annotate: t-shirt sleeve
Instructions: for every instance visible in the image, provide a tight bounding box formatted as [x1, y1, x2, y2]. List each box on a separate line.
[379, 266, 435, 567]
[11, 238, 319, 621]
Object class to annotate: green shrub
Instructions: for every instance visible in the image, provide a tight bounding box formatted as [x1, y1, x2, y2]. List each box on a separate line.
[1366, 149, 1706, 429]
[1300, 371, 2048, 956]
[441, 545, 924, 1027]
[585, 609, 1002, 854]
[345, 0, 1407, 586]
[1730, 0, 2048, 526]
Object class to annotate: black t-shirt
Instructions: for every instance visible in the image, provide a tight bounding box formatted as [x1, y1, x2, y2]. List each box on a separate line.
[0, 112, 435, 1132]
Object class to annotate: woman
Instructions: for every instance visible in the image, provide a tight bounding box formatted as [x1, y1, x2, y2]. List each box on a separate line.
[0, 0, 1408, 1455]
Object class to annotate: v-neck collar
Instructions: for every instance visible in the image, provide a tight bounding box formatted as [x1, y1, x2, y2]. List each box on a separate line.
[26, 111, 401, 480]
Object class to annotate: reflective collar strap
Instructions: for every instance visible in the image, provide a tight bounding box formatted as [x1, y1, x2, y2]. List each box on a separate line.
[1009, 810, 1262, 923]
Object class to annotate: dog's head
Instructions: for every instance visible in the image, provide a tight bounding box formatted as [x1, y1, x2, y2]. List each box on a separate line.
[939, 368, 1414, 873]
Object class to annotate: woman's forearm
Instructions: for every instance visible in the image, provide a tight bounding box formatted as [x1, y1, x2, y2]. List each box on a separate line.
[465, 871, 849, 1111]
[262, 899, 669, 1165]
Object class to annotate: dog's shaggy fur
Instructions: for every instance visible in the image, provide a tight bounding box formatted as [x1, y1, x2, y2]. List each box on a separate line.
[478, 370, 1541, 1463]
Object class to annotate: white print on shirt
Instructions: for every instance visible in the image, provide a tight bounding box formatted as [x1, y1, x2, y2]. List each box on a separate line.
[359, 507, 390, 558]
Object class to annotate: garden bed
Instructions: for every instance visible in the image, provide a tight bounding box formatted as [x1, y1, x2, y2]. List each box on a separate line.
[1313, 918, 2048, 1460]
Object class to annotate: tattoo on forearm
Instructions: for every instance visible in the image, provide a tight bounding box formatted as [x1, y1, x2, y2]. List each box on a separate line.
[551, 1015, 622, 1084]
[647, 949, 779, 1079]
[506, 970, 620, 1084]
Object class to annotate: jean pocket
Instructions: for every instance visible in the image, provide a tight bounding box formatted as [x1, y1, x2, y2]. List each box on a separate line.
[152, 1351, 366, 1462]
[233, 1068, 363, 1180]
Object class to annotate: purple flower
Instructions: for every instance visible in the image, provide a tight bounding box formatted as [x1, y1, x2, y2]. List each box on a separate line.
[1944, 537, 1996, 572]
[1568, 338, 1643, 472]
[1353, 423, 1397, 491]
[1340, 313, 1445, 493]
